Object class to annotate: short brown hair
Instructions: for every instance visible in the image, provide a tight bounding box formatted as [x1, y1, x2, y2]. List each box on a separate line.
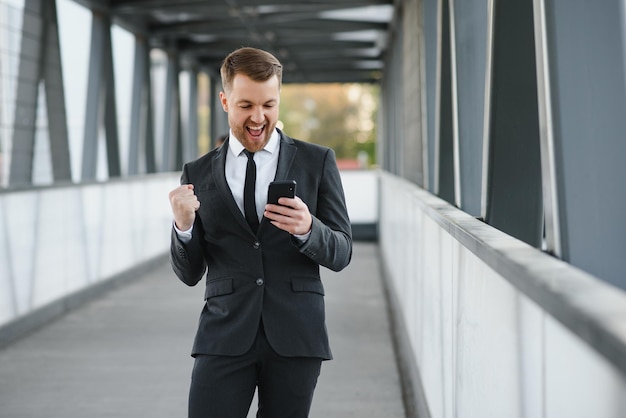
[220, 47, 283, 93]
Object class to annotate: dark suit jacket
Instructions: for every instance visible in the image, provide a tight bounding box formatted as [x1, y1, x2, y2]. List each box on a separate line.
[170, 130, 352, 360]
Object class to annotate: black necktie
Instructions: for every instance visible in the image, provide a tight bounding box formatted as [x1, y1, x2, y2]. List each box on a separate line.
[243, 150, 259, 232]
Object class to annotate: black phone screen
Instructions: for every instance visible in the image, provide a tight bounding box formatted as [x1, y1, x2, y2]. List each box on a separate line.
[267, 180, 297, 205]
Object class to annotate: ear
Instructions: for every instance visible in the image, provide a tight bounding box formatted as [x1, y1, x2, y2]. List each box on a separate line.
[219, 91, 228, 112]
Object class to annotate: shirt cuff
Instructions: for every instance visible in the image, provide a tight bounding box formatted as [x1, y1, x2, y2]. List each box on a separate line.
[173, 221, 193, 244]
[292, 230, 311, 243]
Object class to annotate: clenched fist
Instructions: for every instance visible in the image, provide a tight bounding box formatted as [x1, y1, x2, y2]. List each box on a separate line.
[169, 184, 200, 231]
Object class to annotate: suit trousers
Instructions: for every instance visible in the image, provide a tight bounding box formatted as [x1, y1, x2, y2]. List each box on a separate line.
[188, 322, 323, 418]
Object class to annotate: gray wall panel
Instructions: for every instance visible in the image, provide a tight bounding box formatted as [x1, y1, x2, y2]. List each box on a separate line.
[546, 0, 626, 288]
[452, 0, 488, 216]
[485, 0, 542, 247]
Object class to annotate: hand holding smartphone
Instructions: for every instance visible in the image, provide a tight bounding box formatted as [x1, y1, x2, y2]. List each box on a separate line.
[267, 180, 296, 205]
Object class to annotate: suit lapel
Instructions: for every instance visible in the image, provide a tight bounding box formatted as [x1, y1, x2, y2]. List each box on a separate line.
[273, 132, 297, 181]
[212, 139, 251, 233]
[213, 132, 298, 236]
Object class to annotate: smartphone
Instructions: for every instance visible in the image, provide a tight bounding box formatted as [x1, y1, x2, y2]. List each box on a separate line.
[267, 180, 297, 205]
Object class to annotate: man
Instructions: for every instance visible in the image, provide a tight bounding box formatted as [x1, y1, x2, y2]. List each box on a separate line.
[168, 47, 352, 418]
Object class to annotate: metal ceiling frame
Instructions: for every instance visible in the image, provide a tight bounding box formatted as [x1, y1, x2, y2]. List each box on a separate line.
[74, 0, 397, 83]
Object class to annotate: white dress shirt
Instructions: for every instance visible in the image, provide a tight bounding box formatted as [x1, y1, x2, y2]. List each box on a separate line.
[226, 129, 280, 221]
[175, 129, 309, 242]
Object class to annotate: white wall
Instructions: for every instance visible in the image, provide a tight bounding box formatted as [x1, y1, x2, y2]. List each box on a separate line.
[0, 174, 178, 327]
[0, 170, 379, 329]
[340, 169, 378, 225]
[379, 172, 626, 418]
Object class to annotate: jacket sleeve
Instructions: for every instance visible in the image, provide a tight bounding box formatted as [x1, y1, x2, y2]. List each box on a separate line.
[296, 148, 353, 272]
[169, 164, 207, 286]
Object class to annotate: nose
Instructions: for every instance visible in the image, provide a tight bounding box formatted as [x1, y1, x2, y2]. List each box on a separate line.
[250, 106, 264, 123]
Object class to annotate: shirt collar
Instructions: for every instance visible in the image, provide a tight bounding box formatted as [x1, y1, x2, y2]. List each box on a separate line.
[229, 128, 280, 157]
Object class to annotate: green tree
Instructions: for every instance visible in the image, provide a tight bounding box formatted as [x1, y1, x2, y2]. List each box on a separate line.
[279, 83, 378, 167]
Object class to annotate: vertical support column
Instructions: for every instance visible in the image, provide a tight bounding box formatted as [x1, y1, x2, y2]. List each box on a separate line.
[102, 21, 120, 177]
[128, 34, 155, 175]
[209, 76, 219, 148]
[10, 1, 43, 186]
[540, 0, 626, 288]
[379, 66, 389, 172]
[42, 0, 71, 182]
[403, 0, 427, 187]
[435, 0, 455, 205]
[392, 23, 404, 178]
[187, 68, 199, 161]
[483, 0, 542, 247]
[533, 0, 561, 255]
[128, 35, 144, 176]
[423, 0, 439, 192]
[143, 44, 156, 174]
[382, 27, 404, 177]
[480, 0, 495, 220]
[378, 76, 389, 172]
[9, 0, 71, 186]
[210, 75, 228, 147]
[161, 49, 182, 172]
[382, 37, 396, 175]
[449, 0, 461, 207]
[82, 11, 120, 180]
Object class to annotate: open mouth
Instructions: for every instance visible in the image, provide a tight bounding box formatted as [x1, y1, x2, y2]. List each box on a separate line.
[246, 125, 265, 139]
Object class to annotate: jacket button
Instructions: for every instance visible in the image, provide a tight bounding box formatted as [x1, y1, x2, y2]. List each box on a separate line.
[252, 241, 260, 249]
[256, 278, 264, 286]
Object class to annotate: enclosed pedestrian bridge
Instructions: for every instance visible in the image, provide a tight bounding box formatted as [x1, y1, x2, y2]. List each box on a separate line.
[2, 1, 626, 417]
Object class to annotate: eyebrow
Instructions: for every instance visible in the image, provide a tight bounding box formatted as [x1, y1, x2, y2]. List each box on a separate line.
[237, 99, 277, 105]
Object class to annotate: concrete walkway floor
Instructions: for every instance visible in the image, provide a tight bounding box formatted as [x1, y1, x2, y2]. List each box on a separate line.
[0, 242, 405, 418]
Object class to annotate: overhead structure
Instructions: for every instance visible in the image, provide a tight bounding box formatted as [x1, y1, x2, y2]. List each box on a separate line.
[83, 0, 396, 83]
